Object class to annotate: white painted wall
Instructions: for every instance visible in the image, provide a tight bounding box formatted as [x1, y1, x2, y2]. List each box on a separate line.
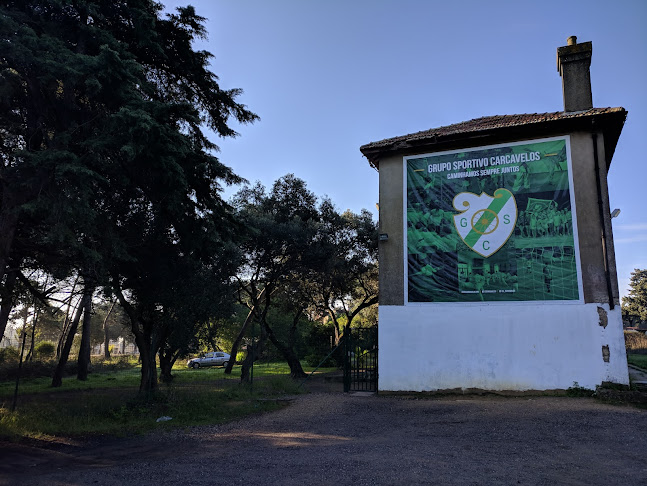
[378, 303, 628, 392]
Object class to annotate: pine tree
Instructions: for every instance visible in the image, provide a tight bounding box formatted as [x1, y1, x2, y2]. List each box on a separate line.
[1, 1, 257, 391]
[622, 269, 647, 326]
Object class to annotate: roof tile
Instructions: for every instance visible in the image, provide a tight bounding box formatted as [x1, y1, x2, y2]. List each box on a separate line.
[360, 107, 625, 152]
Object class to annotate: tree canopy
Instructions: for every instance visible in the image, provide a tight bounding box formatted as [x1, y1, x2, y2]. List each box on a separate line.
[1, 0, 257, 391]
[226, 174, 378, 379]
[622, 268, 647, 326]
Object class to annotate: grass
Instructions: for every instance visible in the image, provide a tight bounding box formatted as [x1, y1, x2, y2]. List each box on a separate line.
[0, 375, 301, 440]
[0, 359, 335, 441]
[627, 354, 647, 370]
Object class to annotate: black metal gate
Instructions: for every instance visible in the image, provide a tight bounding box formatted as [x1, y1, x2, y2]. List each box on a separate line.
[343, 327, 378, 392]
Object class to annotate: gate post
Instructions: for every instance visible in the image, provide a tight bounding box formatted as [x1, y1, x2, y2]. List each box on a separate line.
[343, 332, 351, 392]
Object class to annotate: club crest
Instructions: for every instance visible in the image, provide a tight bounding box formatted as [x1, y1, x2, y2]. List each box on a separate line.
[452, 189, 517, 257]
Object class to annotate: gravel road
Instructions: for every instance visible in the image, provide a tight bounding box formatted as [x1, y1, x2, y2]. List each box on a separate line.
[2, 386, 647, 485]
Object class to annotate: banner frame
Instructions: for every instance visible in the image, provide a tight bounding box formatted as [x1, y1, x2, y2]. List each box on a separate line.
[402, 135, 584, 306]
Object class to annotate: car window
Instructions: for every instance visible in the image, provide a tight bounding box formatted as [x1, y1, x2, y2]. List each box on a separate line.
[216, 353, 224, 357]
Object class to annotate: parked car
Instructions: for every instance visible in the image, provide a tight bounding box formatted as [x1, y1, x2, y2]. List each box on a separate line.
[187, 351, 230, 369]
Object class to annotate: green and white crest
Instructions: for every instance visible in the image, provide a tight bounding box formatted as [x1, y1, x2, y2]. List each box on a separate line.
[452, 189, 517, 258]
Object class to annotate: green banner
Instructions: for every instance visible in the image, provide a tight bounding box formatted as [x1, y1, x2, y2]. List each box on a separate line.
[406, 137, 580, 303]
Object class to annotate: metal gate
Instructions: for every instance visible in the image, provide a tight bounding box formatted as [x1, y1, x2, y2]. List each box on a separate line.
[343, 327, 378, 392]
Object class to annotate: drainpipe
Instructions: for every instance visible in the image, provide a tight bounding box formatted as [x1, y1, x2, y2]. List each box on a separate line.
[592, 132, 614, 309]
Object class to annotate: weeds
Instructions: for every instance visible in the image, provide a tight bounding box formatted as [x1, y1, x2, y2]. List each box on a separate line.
[0, 362, 309, 441]
[566, 382, 595, 397]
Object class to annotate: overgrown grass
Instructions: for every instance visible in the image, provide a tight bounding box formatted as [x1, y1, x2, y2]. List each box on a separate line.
[0, 375, 302, 440]
[625, 331, 647, 354]
[0, 359, 335, 441]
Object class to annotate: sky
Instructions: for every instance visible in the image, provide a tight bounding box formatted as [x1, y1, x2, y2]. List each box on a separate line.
[162, 0, 646, 299]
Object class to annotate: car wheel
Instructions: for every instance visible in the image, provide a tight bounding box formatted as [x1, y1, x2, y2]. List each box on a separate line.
[193, 362, 200, 369]
[222, 361, 228, 368]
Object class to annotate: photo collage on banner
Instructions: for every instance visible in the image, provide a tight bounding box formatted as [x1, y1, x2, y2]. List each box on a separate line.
[405, 137, 581, 303]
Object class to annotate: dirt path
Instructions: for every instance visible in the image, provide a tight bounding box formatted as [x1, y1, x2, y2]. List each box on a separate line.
[2, 383, 647, 485]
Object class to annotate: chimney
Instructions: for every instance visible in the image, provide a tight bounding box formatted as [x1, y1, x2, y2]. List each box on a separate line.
[557, 36, 593, 112]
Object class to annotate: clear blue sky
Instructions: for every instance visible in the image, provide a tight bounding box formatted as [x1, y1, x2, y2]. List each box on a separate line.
[162, 0, 646, 299]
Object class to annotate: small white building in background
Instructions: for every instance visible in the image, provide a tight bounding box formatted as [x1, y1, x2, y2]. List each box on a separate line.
[0, 324, 19, 349]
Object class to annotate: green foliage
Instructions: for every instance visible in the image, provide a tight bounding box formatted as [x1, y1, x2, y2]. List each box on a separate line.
[566, 382, 595, 397]
[0, 348, 19, 364]
[622, 269, 647, 326]
[304, 322, 342, 367]
[0, 355, 138, 383]
[0, 1, 257, 392]
[33, 341, 55, 358]
[229, 174, 377, 378]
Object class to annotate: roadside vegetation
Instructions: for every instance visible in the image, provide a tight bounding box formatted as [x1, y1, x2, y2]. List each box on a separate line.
[0, 359, 334, 441]
[0, 0, 377, 407]
[625, 330, 647, 370]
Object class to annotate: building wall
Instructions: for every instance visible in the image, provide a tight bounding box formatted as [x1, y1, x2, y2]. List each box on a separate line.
[377, 131, 629, 391]
[378, 154, 405, 305]
[570, 131, 619, 304]
[379, 302, 628, 391]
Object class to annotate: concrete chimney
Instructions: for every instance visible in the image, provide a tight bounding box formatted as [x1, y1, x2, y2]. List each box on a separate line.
[557, 36, 593, 112]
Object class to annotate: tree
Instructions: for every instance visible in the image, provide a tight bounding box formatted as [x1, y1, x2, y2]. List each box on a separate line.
[622, 269, 647, 327]
[1, 1, 257, 392]
[307, 202, 378, 344]
[52, 281, 91, 387]
[227, 175, 320, 379]
[227, 175, 378, 379]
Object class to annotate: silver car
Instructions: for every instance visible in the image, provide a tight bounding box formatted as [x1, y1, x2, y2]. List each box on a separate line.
[187, 351, 230, 369]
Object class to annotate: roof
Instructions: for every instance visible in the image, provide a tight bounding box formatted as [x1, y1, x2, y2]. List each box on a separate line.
[360, 107, 627, 170]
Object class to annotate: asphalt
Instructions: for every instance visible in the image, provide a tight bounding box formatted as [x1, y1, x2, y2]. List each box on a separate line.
[628, 365, 647, 391]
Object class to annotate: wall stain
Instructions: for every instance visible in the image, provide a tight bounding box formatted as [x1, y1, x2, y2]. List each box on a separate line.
[602, 345, 610, 363]
[597, 307, 608, 328]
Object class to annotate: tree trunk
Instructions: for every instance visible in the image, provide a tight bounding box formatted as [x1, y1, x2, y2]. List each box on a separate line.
[112, 285, 159, 394]
[77, 286, 95, 380]
[158, 349, 177, 383]
[25, 305, 39, 362]
[226, 287, 265, 374]
[0, 265, 18, 344]
[103, 300, 116, 359]
[11, 324, 28, 412]
[52, 292, 88, 387]
[136, 331, 158, 394]
[240, 327, 267, 384]
[0, 197, 20, 288]
[57, 276, 80, 358]
[261, 318, 307, 379]
[328, 308, 342, 346]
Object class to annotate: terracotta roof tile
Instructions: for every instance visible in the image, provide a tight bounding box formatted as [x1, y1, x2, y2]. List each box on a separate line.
[360, 108, 625, 152]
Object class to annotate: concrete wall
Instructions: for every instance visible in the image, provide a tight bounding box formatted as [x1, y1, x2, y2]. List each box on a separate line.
[378, 154, 405, 305]
[379, 303, 628, 391]
[570, 132, 619, 304]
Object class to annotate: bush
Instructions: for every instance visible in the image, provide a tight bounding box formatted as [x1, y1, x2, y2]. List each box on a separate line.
[236, 351, 246, 363]
[0, 359, 76, 381]
[34, 341, 56, 358]
[625, 331, 647, 354]
[0, 347, 19, 364]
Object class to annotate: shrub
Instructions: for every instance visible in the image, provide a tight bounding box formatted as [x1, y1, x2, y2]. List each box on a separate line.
[624, 331, 647, 354]
[0, 347, 19, 364]
[34, 341, 56, 358]
[236, 351, 246, 363]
